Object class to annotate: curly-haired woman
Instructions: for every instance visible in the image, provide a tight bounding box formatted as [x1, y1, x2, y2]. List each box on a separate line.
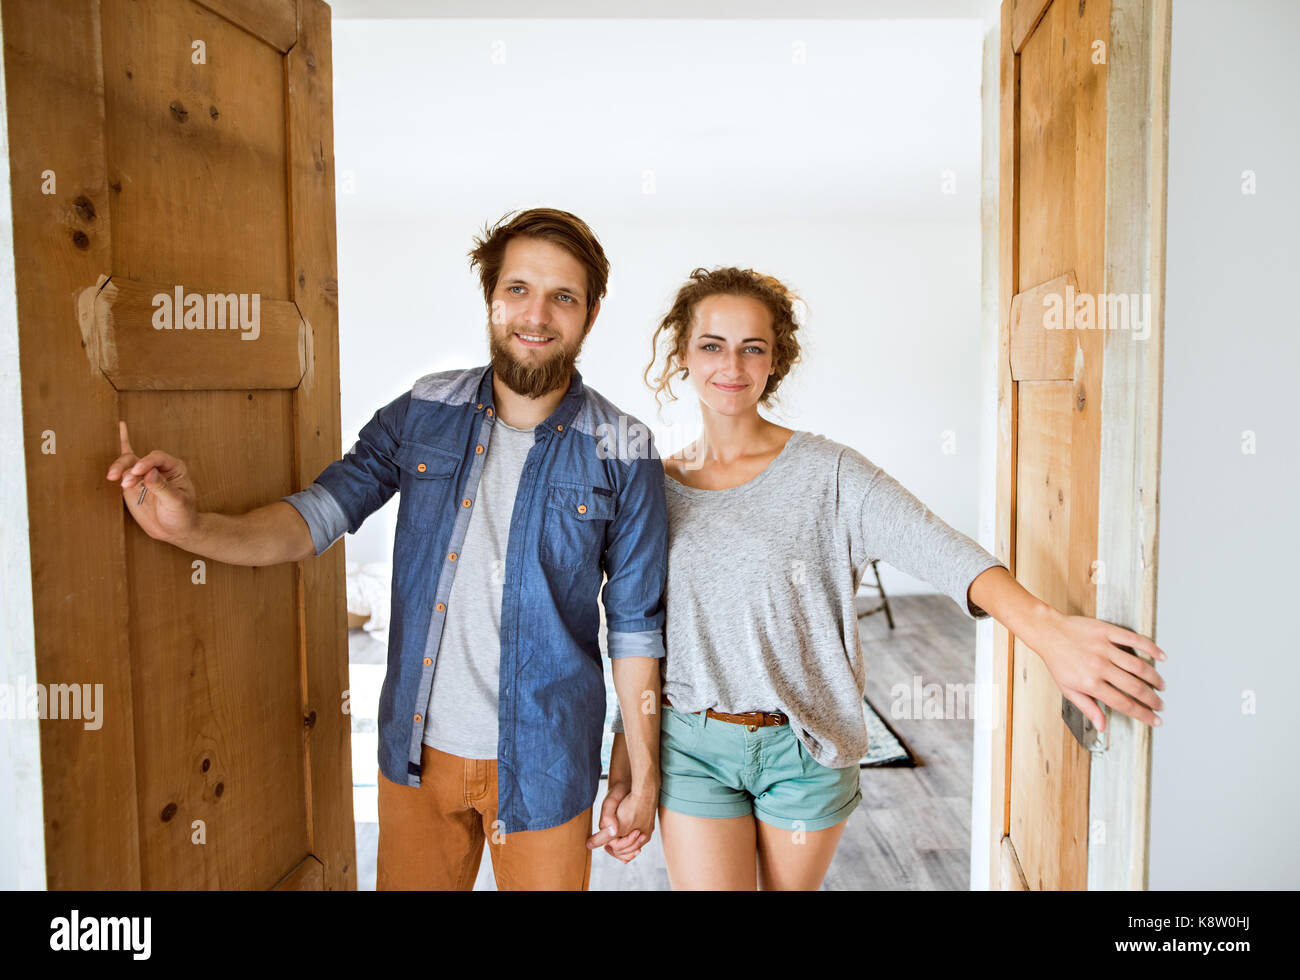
[597, 267, 1167, 890]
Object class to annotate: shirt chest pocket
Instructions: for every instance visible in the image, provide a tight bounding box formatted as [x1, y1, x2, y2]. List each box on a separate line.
[539, 481, 616, 571]
[394, 441, 459, 531]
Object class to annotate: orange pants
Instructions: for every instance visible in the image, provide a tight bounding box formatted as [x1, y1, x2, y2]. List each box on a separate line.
[376, 743, 593, 890]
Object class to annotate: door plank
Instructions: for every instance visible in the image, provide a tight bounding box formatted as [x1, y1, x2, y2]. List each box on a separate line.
[1087, 0, 1170, 890]
[1009, 272, 1080, 381]
[194, 0, 297, 53]
[271, 854, 325, 890]
[989, 0, 1020, 886]
[87, 275, 307, 390]
[999, 835, 1030, 890]
[1011, 0, 1053, 54]
[2, 0, 143, 889]
[288, 0, 354, 891]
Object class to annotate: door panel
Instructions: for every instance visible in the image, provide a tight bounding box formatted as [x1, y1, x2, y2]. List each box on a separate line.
[991, 0, 1167, 891]
[993, 0, 1107, 892]
[100, 0, 291, 294]
[3, 0, 351, 889]
[990, 0, 1118, 891]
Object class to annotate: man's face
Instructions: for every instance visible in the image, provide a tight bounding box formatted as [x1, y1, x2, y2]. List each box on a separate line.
[486, 236, 599, 399]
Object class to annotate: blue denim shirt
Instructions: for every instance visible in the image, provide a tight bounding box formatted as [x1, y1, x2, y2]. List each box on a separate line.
[281, 364, 667, 832]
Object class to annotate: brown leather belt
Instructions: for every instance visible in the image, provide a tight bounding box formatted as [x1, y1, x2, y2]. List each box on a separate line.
[662, 693, 787, 731]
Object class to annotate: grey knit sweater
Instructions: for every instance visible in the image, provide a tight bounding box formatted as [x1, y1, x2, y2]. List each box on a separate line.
[610, 430, 1007, 768]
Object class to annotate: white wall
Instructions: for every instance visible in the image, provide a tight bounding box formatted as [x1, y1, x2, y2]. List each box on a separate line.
[968, 0, 1002, 892]
[1150, 0, 1300, 889]
[331, 17, 990, 611]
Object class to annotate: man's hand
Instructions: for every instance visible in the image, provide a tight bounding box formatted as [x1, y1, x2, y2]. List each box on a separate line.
[105, 420, 199, 545]
[587, 782, 656, 863]
[1028, 607, 1168, 732]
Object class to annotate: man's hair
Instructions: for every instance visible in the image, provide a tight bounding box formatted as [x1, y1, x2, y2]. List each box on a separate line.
[468, 208, 610, 327]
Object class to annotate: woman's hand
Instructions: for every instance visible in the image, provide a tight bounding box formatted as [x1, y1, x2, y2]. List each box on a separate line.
[587, 781, 656, 863]
[1028, 607, 1167, 731]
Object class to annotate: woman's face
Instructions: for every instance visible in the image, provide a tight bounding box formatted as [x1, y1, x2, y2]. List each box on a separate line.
[682, 293, 777, 417]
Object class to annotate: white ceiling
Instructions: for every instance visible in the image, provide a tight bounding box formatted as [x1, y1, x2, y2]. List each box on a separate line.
[329, 0, 998, 20]
[331, 16, 988, 222]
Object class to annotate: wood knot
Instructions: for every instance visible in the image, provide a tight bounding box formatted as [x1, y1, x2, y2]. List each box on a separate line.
[160, 802, 177, 822]
[72, 195, 96, 221]
[169, 100, 189, 123]
[71, 230, 90, 250]
[304, 710, 318, 730]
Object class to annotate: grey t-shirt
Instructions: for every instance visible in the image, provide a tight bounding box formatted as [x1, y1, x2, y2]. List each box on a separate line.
[422, 417, 535, 760]
[611, 429, 1007, 769]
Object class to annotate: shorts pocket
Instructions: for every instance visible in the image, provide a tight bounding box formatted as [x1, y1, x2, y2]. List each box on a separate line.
[660, 706, 701, 751]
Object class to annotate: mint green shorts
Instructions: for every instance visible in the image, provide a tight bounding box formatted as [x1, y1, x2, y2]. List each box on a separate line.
[658, 705, 862, 831]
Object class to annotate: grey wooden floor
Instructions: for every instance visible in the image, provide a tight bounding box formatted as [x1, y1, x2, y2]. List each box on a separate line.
[350, 591, 978, 890]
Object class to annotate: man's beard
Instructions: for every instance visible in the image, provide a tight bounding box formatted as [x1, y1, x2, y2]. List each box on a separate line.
[487, 320, 585, 399]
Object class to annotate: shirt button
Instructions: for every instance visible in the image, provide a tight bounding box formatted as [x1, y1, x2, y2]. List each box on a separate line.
[414, 713, 422, 723]
[448, 552, 458, 561]
[423, 657, 432, 666]
[557, 424, 564, 432]
[577, 504, 587, 514]
[417, 462, 427, 473]
[476, 403, 483, 410]
[462, 498, 471, 507]
[475, 445, 484, 454]
[486, 408, 494, 417]
[436, 602, 445, 612]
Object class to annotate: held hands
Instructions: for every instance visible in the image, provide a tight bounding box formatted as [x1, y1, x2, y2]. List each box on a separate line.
[1029, 607, 1167, 731]
[105, 420, 199, 544]
[586, 782, 658, 863]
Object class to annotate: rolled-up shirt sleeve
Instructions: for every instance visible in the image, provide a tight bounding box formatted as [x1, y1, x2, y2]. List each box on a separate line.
[281, 390, 410, 557]
[602, 445, 668, 734]
[842, 448, 1007, 621]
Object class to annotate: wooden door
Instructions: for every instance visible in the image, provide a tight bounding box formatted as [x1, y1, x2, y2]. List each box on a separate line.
[2, 0, 351, 889]
[988, 0, 1168, 890]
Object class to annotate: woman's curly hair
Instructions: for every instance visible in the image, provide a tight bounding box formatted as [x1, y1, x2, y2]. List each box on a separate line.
[644, 267, 804, 411]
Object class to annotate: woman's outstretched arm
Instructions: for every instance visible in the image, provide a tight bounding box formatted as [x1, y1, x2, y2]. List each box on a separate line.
[968, 565, 1167, 730]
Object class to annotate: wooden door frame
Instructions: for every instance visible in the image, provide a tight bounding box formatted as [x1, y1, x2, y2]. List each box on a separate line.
[985, 0, 1170, 890]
